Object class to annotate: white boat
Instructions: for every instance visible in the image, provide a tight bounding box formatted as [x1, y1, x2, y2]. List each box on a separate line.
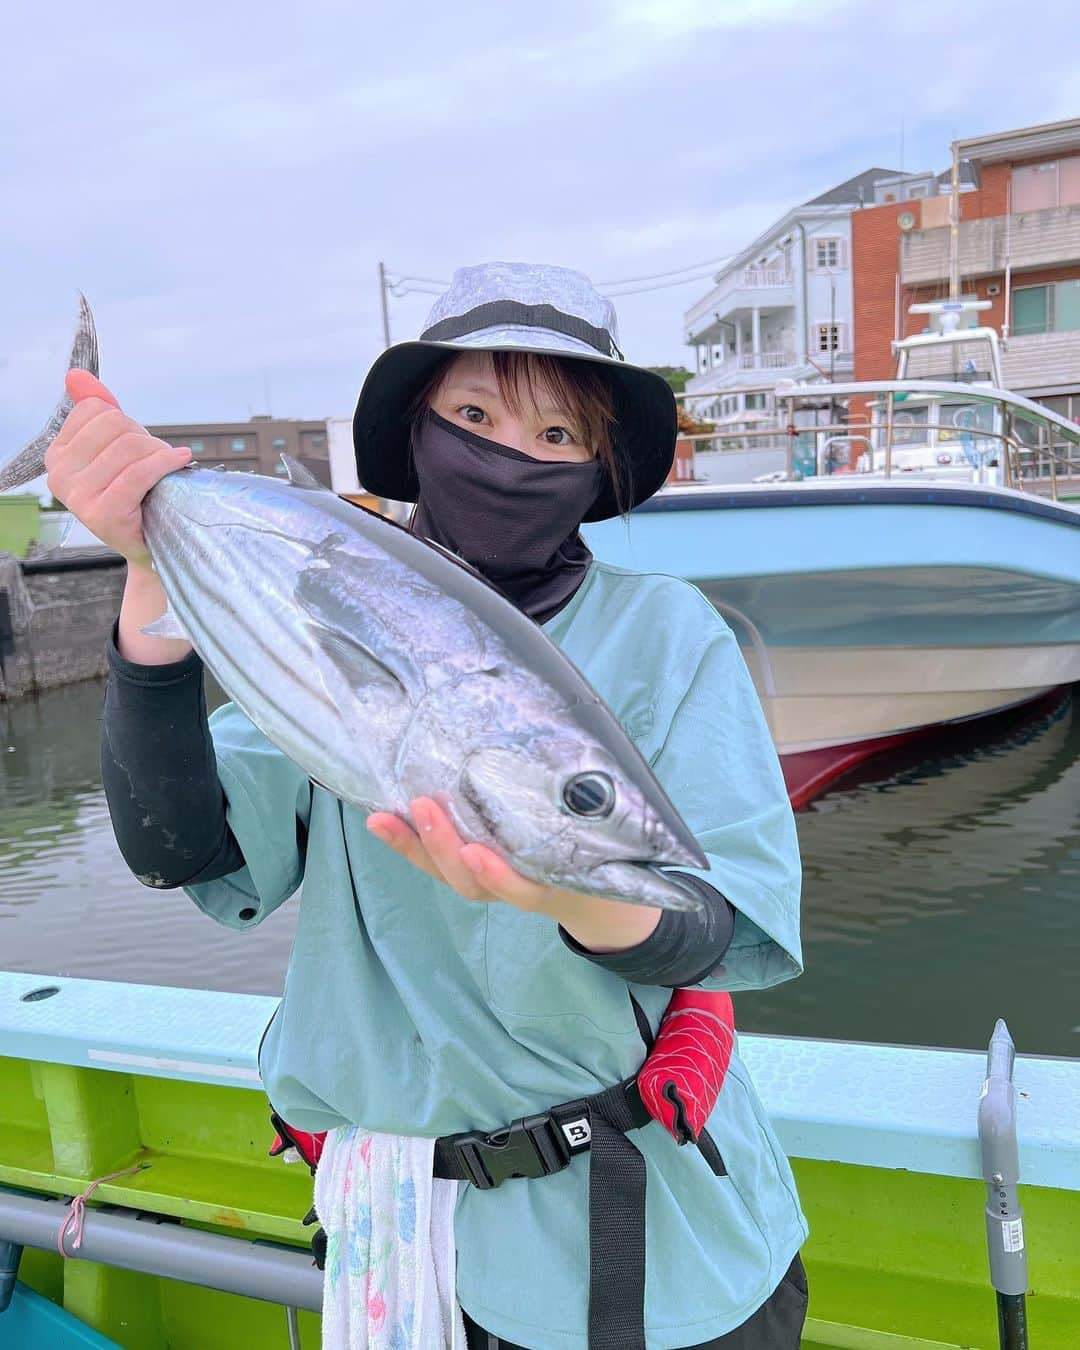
[585, 333, 1080, 807]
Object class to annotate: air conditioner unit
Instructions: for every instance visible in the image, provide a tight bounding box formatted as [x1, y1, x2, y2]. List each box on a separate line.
[986, 282, 1001, 296]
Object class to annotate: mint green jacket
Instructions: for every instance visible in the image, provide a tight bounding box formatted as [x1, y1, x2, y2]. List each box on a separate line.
[186, 561, 807, 1348]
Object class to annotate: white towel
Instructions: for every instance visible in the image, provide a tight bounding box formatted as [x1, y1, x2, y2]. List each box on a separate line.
[315, 1126, 465, 1350]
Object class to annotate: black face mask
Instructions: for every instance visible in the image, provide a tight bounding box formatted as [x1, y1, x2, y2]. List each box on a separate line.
[409, 411, 603, 623]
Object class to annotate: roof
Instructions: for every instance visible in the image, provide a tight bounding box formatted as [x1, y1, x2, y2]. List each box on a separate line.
[803, 167, 902, 207]
[955, 116, 1080, 166]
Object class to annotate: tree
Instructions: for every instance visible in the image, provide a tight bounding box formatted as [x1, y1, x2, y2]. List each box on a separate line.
[646, 366, 694, 394]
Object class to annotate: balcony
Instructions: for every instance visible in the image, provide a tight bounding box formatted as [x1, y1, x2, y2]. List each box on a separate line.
[1001, 329, 1080, 392]
[900, 204, 1080, 284]
[685, 267, 794, 341]
[686, 348, 854, 394]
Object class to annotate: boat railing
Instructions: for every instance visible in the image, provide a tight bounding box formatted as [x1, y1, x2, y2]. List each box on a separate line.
[673, 383, 1080, 500]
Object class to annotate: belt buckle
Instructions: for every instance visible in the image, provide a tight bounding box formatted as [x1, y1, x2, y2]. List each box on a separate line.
[453, 1112, 573, 1190]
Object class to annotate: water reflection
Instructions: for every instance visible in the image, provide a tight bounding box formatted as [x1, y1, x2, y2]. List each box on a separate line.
[741, 690, 1080, 1056]
[0, 678, 1077, 1054]
[0, 678, 296, 994]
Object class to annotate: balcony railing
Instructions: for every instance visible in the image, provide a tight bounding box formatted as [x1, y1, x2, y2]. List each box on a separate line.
[900, 204, 1080, 284]
[684, 268, 794, 335]
[740, 267, 792, 288]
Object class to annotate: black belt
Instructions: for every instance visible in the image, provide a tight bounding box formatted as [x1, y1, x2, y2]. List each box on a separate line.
[434, 1074, 652, 1350]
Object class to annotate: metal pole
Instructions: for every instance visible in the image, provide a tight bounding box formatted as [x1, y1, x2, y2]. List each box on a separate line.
[0, 1185, 323, 1313]
[949, 141, 961, 303]
[785, 396, 796, 480]
[377, 261, 391, 350]
[978, 1020, 1029, 1350]
[884, 391, 895, 479]
[0, 1236, 21, 1314]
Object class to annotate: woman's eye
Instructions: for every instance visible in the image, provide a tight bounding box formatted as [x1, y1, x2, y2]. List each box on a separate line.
[542, 426, 575, 446]
[458, 405, 487, 424]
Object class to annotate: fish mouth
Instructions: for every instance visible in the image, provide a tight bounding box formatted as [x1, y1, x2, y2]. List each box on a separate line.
[586, 861, 705, 913]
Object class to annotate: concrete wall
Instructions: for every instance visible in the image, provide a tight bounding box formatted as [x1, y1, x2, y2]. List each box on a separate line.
[0, 551, 125, 700]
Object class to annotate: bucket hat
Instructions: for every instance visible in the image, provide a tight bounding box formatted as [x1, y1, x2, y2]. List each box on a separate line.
[352, 261, 677, 521]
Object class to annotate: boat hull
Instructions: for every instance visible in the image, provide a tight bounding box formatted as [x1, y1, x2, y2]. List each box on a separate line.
[585, 482, 1080, 805]
[1, 971, 1077, 1348]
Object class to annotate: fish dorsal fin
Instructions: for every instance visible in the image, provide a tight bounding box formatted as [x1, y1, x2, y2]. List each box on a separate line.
[140, 603, 191, 641]
[281, 454, 328, 491]
[423, 535, 485, 579]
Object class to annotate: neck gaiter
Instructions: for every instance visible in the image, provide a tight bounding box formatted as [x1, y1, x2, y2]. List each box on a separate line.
[409, 411, 603, 623]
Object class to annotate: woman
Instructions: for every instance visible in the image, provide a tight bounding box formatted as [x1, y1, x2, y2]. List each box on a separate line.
[47, 262, 807, 1349]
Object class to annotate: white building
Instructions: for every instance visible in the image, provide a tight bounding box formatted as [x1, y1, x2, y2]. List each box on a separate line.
[683, 168, 898, 422]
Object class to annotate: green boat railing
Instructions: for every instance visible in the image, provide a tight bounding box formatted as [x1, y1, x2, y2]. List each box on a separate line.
[1, 969, 1077, 1349]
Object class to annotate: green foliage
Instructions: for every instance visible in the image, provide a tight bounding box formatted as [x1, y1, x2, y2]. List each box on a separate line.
[646, 366, 694, 394]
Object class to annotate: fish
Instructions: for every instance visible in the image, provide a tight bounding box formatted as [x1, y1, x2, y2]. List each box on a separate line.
[0, 297, 708, 911]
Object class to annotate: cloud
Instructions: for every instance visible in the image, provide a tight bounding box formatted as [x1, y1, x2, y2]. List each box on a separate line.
[2, 0, 1078, 446]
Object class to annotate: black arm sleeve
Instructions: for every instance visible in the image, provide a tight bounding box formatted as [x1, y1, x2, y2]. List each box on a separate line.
[100, 622, 246, 889]
[558, 873, 735, 987]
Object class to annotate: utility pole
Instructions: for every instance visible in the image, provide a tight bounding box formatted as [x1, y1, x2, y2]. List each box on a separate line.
[377, 261, 391, 349]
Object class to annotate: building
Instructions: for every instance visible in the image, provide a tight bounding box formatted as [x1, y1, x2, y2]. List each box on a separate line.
[851, 117, 1080, 421]
[682, 169, 907, 424]
[147, 415, 333, 486]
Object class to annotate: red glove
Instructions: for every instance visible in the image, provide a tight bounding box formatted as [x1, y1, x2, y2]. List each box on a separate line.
[637, 989, 735, 1145]
[268, 1110, 327, 1171]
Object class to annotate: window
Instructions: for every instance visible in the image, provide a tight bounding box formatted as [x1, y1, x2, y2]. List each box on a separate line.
[907, 184, 928, 199]
[273, 463, 289, 475]
[744, 393, 766, 411]
[1013, 281, 1080, 336]
[231, 438, 247, 452]
[190, 440, 204, 453]
[1012, 155, 1080, 211]
[815, 239, 840, 268]
[817, 324, 841, 352]
[272, 437, 287, 449]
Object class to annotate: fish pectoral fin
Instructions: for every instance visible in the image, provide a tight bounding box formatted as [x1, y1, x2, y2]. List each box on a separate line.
[297, 562, 427, 700]
[306, 621, 423, 701]
[140, 604, 191, 641]
[281, 455, 330, 491]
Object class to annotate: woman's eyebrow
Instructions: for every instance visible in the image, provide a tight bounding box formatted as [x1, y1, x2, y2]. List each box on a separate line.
[443, 380, 501, 399]
[443, 380, 574, 422]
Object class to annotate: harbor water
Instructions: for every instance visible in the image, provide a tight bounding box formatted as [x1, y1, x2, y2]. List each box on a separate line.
[1, 675, 1078, 1058]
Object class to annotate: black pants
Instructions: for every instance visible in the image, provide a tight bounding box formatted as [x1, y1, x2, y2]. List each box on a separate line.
[463, 1252, 808, 1349]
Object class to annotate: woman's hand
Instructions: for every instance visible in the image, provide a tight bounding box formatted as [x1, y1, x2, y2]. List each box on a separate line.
[45, 370, 192, 571]
[367, 797, 661, 952]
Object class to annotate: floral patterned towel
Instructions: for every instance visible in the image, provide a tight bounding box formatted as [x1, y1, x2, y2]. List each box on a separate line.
[315, 1126, 464, 1350]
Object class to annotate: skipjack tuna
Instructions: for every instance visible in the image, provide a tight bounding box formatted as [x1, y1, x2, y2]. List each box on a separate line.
[0, 298, 707, 911]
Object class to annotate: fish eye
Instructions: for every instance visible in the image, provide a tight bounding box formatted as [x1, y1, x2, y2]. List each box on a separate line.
[562, 772, 615, 818]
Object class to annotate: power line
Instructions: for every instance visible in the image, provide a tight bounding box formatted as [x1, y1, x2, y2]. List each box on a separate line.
[605, 270, 722, 297]
[598, 254, 730, 287]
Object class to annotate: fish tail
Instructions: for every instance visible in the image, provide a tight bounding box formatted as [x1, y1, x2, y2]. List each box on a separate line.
[0, 293, 99, 491]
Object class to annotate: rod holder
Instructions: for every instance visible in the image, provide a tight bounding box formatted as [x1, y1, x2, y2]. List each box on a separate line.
[978, 1019, 1028, 1299]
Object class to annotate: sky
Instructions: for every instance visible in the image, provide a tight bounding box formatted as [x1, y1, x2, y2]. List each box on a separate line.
[2, 0, 1078, 457]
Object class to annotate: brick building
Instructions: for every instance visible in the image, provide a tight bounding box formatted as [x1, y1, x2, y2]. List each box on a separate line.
[851, 118, 1080, 424]
[146, 415, 333, 486]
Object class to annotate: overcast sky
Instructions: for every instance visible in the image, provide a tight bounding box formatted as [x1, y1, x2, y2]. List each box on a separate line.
[2, 0, 1078, 454]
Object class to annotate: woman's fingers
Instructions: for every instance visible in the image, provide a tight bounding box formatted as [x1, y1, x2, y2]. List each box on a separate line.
[365, 799, 554, 910]
[66, 431, 176, 508]
[367, 801, 497, 902]
[459, 843, 553, 911]
[409, 798, 492, 900]
[66, 368, 120, 408]
[365, 812, 445, 884]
